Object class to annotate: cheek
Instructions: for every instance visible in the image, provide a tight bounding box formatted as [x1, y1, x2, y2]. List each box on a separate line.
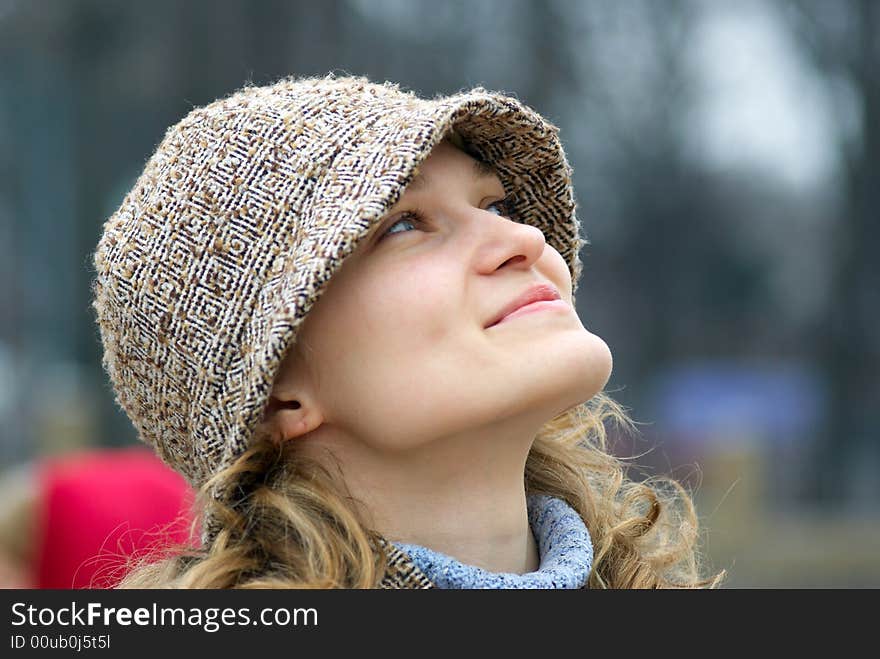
[355, 265, 454, 344]
[545, 247, 574, 301]
[313, 265, 468, 439]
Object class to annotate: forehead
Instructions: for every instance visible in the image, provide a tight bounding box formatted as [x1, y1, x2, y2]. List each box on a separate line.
[404, 141, 502, 194]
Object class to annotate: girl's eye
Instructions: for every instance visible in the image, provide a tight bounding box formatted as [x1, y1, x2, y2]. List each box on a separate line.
[486, 196, 515, 218]
[381, 214, 421, 239]
[379, 196, 515, 240]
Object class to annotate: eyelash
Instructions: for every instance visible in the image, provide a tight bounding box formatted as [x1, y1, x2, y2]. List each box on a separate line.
[379, 195, 517, 240]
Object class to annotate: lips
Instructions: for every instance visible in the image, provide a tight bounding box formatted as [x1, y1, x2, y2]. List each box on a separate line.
[486, 283, 562, 328]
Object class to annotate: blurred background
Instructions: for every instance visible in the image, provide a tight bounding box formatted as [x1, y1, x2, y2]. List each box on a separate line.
[0, 0, 877, 587]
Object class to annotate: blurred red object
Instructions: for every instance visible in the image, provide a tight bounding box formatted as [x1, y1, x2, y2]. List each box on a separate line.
[33, 447, 197, 589]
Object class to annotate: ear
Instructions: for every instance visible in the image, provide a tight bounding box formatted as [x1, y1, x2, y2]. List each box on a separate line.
[260, 392, 324, 443]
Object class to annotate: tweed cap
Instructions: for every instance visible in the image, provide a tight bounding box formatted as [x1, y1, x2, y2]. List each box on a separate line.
[91, 73, 585, 491]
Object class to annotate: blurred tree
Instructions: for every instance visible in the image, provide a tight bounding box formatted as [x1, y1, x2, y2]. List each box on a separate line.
[784, 0, 880, 505]
[564, 1, 774, 411]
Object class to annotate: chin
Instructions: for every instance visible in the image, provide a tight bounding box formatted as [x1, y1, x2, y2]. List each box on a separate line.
[565, 333, 613, 400]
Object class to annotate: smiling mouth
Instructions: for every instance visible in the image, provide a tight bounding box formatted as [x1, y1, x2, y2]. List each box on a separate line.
[488, 299, 571, 327]
[485, 283, 565, 328]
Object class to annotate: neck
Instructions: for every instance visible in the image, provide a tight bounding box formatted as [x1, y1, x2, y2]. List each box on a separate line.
[304, 417, 544, 574]
[392, 494, 593, 589]
[377, 480, 540, 574]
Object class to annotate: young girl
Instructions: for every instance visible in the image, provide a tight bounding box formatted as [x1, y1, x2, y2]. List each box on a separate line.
[92, 73, 723, 589]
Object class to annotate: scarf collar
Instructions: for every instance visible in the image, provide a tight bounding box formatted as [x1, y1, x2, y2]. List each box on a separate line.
[391, 494, 593, 589]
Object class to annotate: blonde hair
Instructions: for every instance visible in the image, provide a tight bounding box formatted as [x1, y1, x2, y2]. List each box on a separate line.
[118, 392, 724, 589]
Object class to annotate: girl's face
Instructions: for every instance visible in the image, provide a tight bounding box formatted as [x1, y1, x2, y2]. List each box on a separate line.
[267, 140, 613, 453]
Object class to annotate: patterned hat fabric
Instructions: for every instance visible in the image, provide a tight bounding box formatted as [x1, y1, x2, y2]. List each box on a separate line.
[91, 73, 585, 491]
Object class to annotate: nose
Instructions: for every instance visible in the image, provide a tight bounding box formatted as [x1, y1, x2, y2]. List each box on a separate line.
[474, 212, 548, 274]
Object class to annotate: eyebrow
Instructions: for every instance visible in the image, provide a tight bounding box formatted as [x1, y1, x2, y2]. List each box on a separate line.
[406, 158, 500, 192]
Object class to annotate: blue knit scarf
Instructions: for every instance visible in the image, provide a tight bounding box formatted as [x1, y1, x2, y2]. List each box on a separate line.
[391, 495, 593, 589]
